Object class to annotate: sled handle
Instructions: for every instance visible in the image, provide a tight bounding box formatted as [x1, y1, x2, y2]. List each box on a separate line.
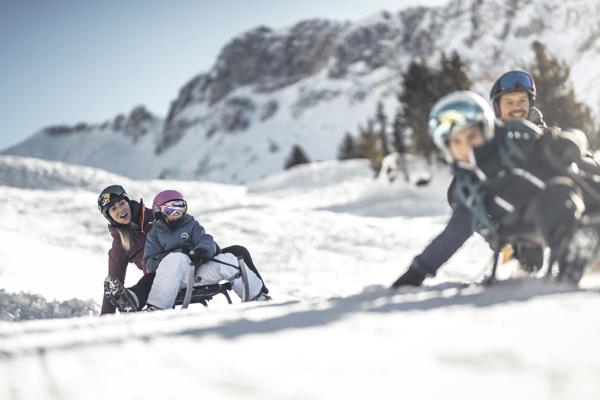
[238, 256, 250, 302]
[181, 262, 195, 309]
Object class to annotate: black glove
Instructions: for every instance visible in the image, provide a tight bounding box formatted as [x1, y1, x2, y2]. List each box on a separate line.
[391, 265, 426, 288]
[540, 128, 582, 167]
[188, 248, 211, 265]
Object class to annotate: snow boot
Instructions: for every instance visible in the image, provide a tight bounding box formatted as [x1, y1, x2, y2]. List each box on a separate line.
[252, 290, 272, 302]
[104, 275, 139, 312]
[557, 226, 600, 284]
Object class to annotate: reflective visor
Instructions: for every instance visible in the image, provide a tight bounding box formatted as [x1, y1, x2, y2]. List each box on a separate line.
[429, 101, 484, 144]
[159, 200, 187, 217]
[498, 71, 534, 92]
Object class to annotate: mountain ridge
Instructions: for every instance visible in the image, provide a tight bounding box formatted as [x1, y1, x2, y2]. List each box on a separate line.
[4, 0, 599, 183]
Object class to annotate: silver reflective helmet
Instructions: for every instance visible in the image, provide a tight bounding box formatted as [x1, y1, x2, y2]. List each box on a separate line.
[428, 91, 496, 162]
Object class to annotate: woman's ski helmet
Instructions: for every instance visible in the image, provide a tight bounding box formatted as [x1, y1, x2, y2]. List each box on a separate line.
[489, 70, 536, 117]
[152, 190, 187, 219]
[98, 185, 130, 225]
[428, 91, 496, 162]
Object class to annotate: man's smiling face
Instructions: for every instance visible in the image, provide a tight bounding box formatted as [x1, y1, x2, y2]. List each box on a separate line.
[498, 91, 530, 121]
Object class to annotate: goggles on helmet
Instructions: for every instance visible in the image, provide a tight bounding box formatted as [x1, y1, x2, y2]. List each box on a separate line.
[428, 91, 496, 163]
[159, 200, 187, 217]
[98, 185, 128, 211]
[497, 70, 534, 93]
[428, 101, 485, 146]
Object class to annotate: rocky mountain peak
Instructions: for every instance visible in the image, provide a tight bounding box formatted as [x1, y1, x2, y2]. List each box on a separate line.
[6, 0, 600, 184]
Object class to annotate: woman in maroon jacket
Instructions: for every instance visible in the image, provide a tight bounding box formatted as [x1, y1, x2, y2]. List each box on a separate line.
[98, 185, 155, 315]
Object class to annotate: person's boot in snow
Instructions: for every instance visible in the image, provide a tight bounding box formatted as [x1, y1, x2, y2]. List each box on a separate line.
[252, 289, 272, 301]
[104, 275, 139, 312]
[557, 226, 600, 284]
[391, 262, 426, 288]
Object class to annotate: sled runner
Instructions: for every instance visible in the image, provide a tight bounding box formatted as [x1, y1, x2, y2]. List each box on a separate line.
[174, 281, 233, 307]
[484, 213, 600, 286]
[174, 255, 252, 309]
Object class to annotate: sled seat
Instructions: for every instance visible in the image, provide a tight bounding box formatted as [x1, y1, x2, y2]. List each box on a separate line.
[173, 281, 233, 307]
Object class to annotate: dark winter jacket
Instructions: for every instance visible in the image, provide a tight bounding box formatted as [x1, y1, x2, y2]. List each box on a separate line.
[411, 119, 582, 277]
[102, 200, 154, 315]
[143, 214, 219, 273]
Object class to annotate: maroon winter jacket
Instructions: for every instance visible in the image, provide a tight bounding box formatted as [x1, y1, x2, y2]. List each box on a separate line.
[101, 200, 154, 315]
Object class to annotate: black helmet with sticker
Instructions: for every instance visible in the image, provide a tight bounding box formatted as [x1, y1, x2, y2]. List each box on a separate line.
[98, 185, 130, 225]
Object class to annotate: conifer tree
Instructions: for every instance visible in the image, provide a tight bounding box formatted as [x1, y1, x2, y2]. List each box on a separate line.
[391, 107, 407, 155]
[437, 51, 472, 95]
[375, 101, 390, 156]
[284, 144, 310, 169]
[398, 60, 438, 159]
[397, 52, 473, 160]
[338, 132, 360, 160]
[357, 119, 384, 174]
[529, 41, 597, 146]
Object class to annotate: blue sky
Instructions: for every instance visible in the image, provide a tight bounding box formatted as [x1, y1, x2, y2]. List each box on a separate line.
[0, 0, 448, 150]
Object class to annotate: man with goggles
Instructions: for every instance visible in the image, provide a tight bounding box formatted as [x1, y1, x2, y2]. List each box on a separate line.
[489, 70, 547, 271]
[490, 69, 546, 127]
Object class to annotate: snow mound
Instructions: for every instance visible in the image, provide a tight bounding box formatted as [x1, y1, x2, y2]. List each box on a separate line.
[0, 155, 133, 192]
[248, 159, 372, 193]
[2, 280, 600, 399]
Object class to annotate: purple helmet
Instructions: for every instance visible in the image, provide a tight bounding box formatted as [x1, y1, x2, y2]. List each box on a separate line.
[152, 190, 187, 219]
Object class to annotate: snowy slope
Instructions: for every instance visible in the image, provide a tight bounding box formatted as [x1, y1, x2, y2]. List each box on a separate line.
[4, 0, 600, 183]
[1, 155, 600, 399]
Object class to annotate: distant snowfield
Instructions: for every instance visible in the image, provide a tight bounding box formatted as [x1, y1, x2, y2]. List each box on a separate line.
[1, 155, 600, 399]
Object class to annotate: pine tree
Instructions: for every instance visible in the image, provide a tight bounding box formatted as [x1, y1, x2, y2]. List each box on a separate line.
[398, 60, 438, 159]
[338, 132, 360, 160]
[284, 144, 310, 169]
[391, 107, 411, 182]
[437, 51, 472, 95]
[396, 52, 473, 160]
[375, 101, 390, 156]
[357, 119, 384, 174]
[391, 107, 407, 155]
[529, 41, 597, 146]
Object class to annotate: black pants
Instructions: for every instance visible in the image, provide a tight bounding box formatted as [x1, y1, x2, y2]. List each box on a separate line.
[128, 272, 155, 310]
[525, 177, 584, 253]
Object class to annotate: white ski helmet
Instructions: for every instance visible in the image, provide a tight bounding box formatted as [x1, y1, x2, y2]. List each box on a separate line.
[428, 91, 496, 162]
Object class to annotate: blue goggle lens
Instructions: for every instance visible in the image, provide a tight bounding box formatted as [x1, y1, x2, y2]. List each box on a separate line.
[498, 71, 533, 91]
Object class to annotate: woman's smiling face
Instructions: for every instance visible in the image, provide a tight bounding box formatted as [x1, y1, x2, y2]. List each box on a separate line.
[108, 199, 131, 225]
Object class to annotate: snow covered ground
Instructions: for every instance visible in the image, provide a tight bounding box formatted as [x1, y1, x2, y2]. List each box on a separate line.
[1, 155, 600, 399]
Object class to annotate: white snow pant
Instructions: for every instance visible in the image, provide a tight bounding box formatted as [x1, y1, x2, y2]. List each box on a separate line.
[146, 252, 264, 309]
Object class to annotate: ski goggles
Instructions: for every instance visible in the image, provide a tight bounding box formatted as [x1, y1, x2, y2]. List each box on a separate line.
[497, 71, 534, 92]
[159, 200, 187, 217]
[98, 185, 128, 210]
[429, 101, 484, 144]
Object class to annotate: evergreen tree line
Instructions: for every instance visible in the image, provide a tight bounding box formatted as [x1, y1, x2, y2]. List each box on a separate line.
[336, 41, 599, 173]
